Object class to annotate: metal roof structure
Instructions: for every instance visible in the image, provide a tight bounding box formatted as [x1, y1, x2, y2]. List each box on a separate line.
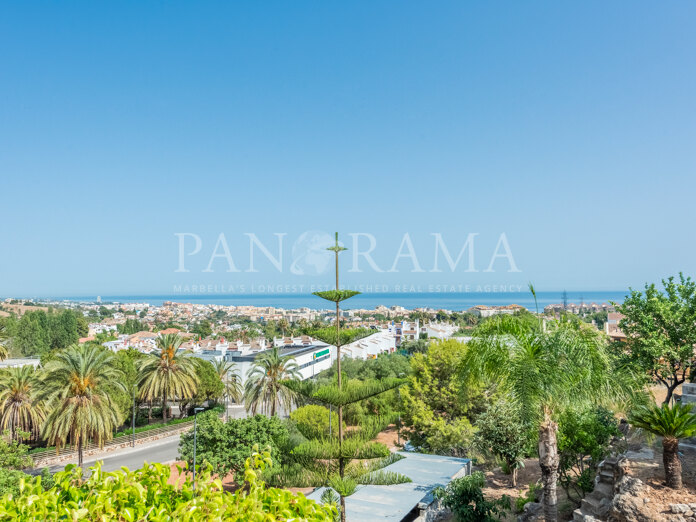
[307, 451, 471, 521]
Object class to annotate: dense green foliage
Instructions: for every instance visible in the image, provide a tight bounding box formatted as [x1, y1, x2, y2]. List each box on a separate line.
[0, 450, 335, 521]
[434, 471, 508, 522]
[474, 401, 529, 486]
[117, 318, 147, 335]
[557, 407, 621, 500]
[179, 360, 225, 415]
[615, 273, 696, 403]
[179, 413, 289, 480]
[290, 405, 340, 440]
[314, 353, 409, 423]
[5, 309, 88, 357]
[401, 340, 478, 456]
[0, 433, 32, 470]
[464, 315, 632, 522]
[191, 320, 213, 339]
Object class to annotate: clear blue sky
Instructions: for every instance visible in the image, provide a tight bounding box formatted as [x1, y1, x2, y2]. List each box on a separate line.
[1, 1, 695, 297]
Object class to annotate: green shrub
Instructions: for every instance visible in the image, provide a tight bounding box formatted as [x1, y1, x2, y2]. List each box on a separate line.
[0, 449, 335, 520]
[0, 468, 27, 498]
[434, 471, 508, 522]
[290, 405, 340, 440]
[179, 413, 289, 481]
[474, 401, 528, 486]
[39, 468, 54, 491]
[557, 406, 622, 501]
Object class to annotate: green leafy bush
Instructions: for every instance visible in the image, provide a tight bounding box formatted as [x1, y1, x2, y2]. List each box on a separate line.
[474, 401, 529, 486]
[434, 471, 508, 522]
[0, 449, 335, 521]
[0, 433, 32, 470]
[290, 405, 340, 439]
[0, 468, 27, 498]
[179, 413, 289, 481]
[400, 340, 479, 456]
[557, 407, 622, 501]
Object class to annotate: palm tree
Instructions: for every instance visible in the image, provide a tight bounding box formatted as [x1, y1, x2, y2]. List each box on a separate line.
[244, 346, 300, 416]
[214, 359, 242, 420]
[137, 333, 198, 422]
[630, 402, 696, 489]
[40, 344, 124, 468]
[464, 315, 632, 522]
[278, 318, 290, 338]
[0, 366, 45, 441]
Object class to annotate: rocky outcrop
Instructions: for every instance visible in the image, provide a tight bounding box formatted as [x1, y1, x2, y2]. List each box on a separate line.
[517, 499, 543, 522]
[606, 475, 668, 522]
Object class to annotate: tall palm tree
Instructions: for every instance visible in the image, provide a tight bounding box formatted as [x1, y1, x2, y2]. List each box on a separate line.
[0, 366, 45, 441]
[214, 359, 242, 421]
[244, 346, 300, 416]
[214, 360, 242, 401]
[464, 315, 632, 522]
[630, 402, 696, 489]
[137, 333, 198, 422]
[40, 344, 124, 468]
[278, 318, 290, 338]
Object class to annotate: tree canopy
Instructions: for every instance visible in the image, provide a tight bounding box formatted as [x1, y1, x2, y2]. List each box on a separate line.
[615, 273, 696, 403]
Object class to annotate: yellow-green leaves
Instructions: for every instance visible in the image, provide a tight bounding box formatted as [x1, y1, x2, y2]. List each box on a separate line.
[0, 450, 336, 521]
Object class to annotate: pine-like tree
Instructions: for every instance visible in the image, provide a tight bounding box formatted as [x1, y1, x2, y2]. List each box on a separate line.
[285, 233, 409, 522]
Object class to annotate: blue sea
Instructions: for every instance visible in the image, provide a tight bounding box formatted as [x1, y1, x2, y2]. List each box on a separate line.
[51, 291, 628, 312]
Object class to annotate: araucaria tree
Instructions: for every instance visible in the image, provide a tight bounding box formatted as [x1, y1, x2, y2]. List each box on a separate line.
[138, 333, 198, 422]
[464, 315, 630, 522]
[616, 273, 696, 404]
[40, 344, 124, 468]
[285, 233, 409, 522]
[244, 346, 301, 416]
[630, 402, 696, 489]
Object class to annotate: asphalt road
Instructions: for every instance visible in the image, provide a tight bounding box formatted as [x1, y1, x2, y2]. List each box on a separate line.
[40, 404, 249, 474]
[48, 436, 182, 473]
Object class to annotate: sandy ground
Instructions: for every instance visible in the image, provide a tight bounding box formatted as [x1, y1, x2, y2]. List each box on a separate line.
[625, 445, 696, 514]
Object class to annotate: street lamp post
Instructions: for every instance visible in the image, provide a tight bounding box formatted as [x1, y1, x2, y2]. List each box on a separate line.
[193, 407, 204, 492]
[397, 372, 405, 446]
[225, 372, 229, 422]
[131, 384, 137, 447]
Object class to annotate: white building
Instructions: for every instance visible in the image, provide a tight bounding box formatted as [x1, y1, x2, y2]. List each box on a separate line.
[0, 358, 41, 369]
[193, 341, 336, 386]
[342, 330, 396, 360]
[424, 322, 458, 339]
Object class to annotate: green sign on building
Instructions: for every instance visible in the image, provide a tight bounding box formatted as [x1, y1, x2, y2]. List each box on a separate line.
[313, 348, 330, 359]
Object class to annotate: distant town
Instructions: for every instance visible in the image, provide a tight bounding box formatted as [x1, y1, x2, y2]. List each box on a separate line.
[0, 296, 626, 382]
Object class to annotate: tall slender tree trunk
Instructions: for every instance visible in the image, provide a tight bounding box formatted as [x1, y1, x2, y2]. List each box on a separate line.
[511, 465, 518, 487]
[78, 439, 83, 470]
[148, 400, 152, 421]
[663, 437, 682, 489]
[340, 495, 346, 522]
[163, 391, 167, 422]
[538, 416, 559, 522]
